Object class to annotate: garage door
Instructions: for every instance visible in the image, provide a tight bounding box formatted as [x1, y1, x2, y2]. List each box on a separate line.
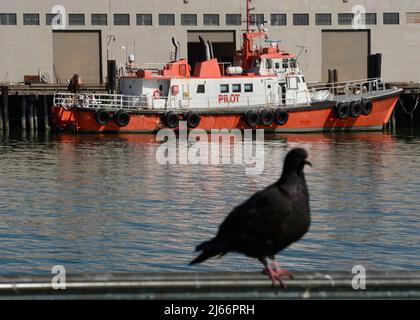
[53, 31, 101, 84]
[322, 30, 369, 82]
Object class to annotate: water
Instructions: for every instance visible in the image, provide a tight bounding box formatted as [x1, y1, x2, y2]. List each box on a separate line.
[0, 130, 419, 275]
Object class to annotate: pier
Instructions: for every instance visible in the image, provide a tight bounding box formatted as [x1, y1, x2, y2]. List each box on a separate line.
[0, 271, 419, 299]
[0, 83, 107, 133]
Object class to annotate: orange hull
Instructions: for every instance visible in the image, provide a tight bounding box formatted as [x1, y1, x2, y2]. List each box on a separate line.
[52, 95, 399, 134]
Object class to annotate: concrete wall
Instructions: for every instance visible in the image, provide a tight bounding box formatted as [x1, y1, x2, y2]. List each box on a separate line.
[0, 0, 419, 83]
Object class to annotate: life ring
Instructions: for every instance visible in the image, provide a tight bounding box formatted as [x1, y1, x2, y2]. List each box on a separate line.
[361, 100, 373, 116]
[95, 108, 112, 126]
[334, 102, 350, 119]
[153, 90, 161, 100]
[164, 111, 180, 129]
[274, 108, 289, 126]
[350, 101, 362, 118]
[185, 111, 201, 129]
[259, 109, 275, 126]
[114, 110, 131, 127]
[245, 110, 260, 128]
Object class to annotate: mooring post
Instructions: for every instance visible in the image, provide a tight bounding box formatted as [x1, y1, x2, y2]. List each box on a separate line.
[42, 95, 50, 131]
[1, 86, 9, 131]
[20, 96, 27, 131]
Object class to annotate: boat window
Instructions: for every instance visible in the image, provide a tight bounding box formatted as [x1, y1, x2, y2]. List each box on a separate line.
[266, 59, 273, 69]
[232, 84, 241, 93]
[287, 77, 298, 89]
[220, 84, 229, 93]
[253, 59, 261, 68]
[244, 83, 253, 93]
[275, 62, 280, 69]
[197, 84, 205, 93]
[290, 59, 297, 68]
[282, 59, 288, 69]
[302, 76, 305, 83]
[297, 77, 301, 83]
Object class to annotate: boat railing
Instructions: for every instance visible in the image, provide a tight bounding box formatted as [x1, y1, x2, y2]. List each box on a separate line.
[54, 93, 151, 111]
[308, 78, 387, 95]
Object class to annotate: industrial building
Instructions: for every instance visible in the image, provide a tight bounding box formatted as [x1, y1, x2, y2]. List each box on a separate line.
[0, 0, 419, 84]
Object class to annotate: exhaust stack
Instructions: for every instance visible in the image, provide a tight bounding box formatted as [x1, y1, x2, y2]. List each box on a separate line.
[199, 36, 211, 61]
[172, 37, 181, 61]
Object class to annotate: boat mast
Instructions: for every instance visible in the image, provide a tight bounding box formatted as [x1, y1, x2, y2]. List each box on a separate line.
[246, 0, 250, 33]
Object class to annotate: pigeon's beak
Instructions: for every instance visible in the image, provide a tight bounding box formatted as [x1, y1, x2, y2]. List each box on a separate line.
[304, 160, 312, 167]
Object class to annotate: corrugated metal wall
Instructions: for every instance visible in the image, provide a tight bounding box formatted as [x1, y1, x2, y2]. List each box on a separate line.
[52, 31, 101, 84]
[321, 30, 369, 82]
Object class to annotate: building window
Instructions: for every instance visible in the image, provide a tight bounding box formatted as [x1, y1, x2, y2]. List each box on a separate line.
[137, 14, 152, 26]
[204, 14, 219, 26]
[315, 13, 331, 26]
[46, 13, 61, 26]
[226, 14, 241, 26]
[181, 14, 197, 26]
[407, 12, 420, 24]
[0, 13, 17, 25]
[363, 13, 377, 25]
[384, 13, 400, 25]
[69, 14, 85, 26]
[271, 14, 287, 26]
[244, 83, 253, 93]
[250, 14, 265, 25]
[338, 13, 354, 25]
[23, 13, 40, 26]
[293, 14, 309, 26]
[91, 14, 107, 26]
[114, 14, 130, 26]
[159, 14, 175, 26]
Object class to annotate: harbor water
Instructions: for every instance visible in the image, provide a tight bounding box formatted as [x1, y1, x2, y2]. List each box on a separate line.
[0, 130, 419, 275]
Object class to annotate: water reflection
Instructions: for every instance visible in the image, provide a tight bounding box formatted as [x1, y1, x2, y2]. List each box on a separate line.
[0, 130, 419, 274]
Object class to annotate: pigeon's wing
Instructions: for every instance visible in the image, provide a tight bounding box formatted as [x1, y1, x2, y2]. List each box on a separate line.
[216, 184, 294, 245]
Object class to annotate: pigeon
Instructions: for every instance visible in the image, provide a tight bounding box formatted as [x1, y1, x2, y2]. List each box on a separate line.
[190, 148, 311, 287]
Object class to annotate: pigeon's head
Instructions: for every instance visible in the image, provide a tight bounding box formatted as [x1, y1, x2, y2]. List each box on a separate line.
[283, 148, 312, 173]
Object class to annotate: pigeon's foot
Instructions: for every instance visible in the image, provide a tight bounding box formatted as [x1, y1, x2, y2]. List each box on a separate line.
[263, 264, 294, 288]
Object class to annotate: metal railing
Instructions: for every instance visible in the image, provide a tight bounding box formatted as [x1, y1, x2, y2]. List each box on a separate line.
[54, 93, 150, 111]
[308, 78, 387, 94]
[54, 78, 391, 112]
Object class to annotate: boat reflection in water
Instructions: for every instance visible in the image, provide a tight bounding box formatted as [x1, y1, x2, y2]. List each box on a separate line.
[0, 130, 419, 274]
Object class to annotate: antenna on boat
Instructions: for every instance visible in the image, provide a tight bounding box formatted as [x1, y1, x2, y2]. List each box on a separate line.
[246, 0, 255, 33]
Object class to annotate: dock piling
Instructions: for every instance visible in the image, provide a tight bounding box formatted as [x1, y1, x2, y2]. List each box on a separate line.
[1, 86, 9, 131]
[42, 95, 50, 131]
[20, 96, 27, 130]
[27, 96, 35, 132]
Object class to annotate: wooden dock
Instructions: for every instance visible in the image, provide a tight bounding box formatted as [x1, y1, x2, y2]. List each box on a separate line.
[0, 271, 419, 299]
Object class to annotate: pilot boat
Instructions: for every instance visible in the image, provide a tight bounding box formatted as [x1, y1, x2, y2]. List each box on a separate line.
[52, 0, 402, 134]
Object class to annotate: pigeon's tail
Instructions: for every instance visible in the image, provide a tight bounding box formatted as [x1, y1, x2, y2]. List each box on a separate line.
[190, 239, 228, 265]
